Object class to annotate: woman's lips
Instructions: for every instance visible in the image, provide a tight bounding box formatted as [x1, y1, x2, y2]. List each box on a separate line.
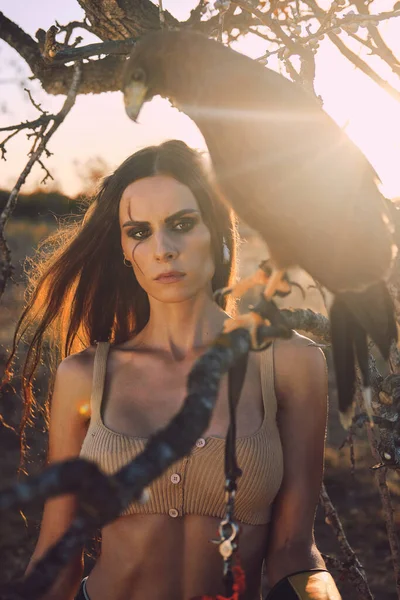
[155, 273, 186, 283]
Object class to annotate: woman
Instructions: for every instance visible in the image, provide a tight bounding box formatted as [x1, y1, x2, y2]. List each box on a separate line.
[11, 140, 340, 599]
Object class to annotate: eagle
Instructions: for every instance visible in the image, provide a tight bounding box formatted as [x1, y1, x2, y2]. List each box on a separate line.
[122, 29, 397, 427]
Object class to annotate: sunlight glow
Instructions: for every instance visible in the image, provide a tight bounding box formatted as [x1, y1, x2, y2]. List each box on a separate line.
[0, 0, 399, 199]
[229, 28, 400, 200]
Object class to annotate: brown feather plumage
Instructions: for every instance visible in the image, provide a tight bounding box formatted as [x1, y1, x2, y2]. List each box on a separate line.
[123, 30, 398, 424]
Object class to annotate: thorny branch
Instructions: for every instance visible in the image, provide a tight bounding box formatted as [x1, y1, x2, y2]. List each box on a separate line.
[358, 386, 400, 597]
[0, 62, 82, 301]
[0, 87, 53, 161]
[314, 296, 400, 597]
[320, 484, 373, 599]
[284, 303, 400, 595]
[322, 554, 373, 600]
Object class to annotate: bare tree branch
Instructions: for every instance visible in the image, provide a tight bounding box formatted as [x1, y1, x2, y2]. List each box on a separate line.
[0, 231, 13, 298]
[0, 115, 52, 135]
[233, 1, 310, 59]
[320, 483, 373, 599]
[0, 62, 82, 299]
[54, 18, 94, 44]
[327, 32, 400, 103]
[0, 130, 19, 160]
[361, 398, 400, 596]
[322, 554, 374, 599]
[304, 0, 400, 103]
[76, 0, 177, 40]
[344, 30, 400, 78]
[0, 6, 259, 96]
[352, 0, 400, 76]
[0, 11, 127, 95]
[0, 11, 43, 70]
[47, 37, 136, 63]
[313, 268, 400, 596]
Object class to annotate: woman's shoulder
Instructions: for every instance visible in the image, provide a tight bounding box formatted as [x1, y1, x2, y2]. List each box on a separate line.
[271, 331, 327, 406]
[50, 347, 99, 424]
[273, 330, 324, 359]
[56, 345, 98, 385]
[254, 331, 322, 368]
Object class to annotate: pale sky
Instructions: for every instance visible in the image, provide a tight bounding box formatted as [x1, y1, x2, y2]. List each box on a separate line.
[0, 0, 399, 199]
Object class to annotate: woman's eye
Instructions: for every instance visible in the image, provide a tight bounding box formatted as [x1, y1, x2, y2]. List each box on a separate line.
[126, 219, 196, 240]
[173, 218, 196, 232]
[127, 228, 149, 240]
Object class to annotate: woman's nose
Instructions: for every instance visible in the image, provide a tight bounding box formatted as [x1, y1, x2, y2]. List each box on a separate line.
[154, 232, 179, 262]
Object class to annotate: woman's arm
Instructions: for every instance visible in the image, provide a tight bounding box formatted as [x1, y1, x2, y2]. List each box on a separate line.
[25, 351, 94, 600]
[264, 333, 341, 598]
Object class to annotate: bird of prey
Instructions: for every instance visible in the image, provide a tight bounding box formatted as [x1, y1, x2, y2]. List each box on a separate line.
[122, 29, 397, 427]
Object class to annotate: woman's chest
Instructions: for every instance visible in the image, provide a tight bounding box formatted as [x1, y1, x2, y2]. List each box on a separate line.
[80, 345, 283, 526]
[101, 352, 264, 440]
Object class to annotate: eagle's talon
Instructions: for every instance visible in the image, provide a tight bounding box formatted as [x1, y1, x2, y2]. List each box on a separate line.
[252, 294, 290, 330]
[221, 308, 292, 352]
[253, 323, 292, 350]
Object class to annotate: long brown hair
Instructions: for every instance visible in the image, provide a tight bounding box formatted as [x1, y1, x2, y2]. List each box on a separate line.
[4, 140, 239, 459]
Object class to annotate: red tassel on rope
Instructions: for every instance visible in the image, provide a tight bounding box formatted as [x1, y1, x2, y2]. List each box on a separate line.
[190, 555, 246, 600]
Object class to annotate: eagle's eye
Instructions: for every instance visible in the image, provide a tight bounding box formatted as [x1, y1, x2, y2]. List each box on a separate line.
[131, 68, 146, 84]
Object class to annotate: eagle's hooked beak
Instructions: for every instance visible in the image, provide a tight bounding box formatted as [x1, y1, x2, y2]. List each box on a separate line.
[124, 81, 148, 122]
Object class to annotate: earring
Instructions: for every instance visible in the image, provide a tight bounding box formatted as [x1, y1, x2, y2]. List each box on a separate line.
[123, 257, 132, 267]
[222, 238, 230, 264]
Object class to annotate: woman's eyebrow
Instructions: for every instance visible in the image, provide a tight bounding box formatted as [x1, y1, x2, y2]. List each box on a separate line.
[122, 208, 200, 228]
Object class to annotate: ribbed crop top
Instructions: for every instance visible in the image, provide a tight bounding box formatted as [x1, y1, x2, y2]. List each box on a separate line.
[80, 342, 284, 525]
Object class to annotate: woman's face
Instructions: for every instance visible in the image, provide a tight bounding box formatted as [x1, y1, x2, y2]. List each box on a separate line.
[119, 175, 215, 303]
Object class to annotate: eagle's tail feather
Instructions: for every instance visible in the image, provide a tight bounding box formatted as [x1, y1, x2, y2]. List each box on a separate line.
[330, 282, 397, 429]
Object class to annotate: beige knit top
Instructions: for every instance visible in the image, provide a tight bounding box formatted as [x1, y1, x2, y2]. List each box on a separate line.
[80, 342, 284, 525]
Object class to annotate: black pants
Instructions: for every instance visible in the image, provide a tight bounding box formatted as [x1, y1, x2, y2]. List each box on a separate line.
[75, 577, 90, 600]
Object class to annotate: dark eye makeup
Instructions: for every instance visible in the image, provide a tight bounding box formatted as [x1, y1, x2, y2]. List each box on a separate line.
[126, 216, 198, 240]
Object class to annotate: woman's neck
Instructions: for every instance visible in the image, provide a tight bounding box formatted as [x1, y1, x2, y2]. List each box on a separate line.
[133, 292, 230, 362]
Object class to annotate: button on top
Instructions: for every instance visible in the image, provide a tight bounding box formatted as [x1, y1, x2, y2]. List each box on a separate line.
[170, 473, 181, 484]
[169, 508, 179, 518]
[195, 438, 206, 448]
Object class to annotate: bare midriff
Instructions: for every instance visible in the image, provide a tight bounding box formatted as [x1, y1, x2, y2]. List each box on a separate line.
[86, 514, 269, 600]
